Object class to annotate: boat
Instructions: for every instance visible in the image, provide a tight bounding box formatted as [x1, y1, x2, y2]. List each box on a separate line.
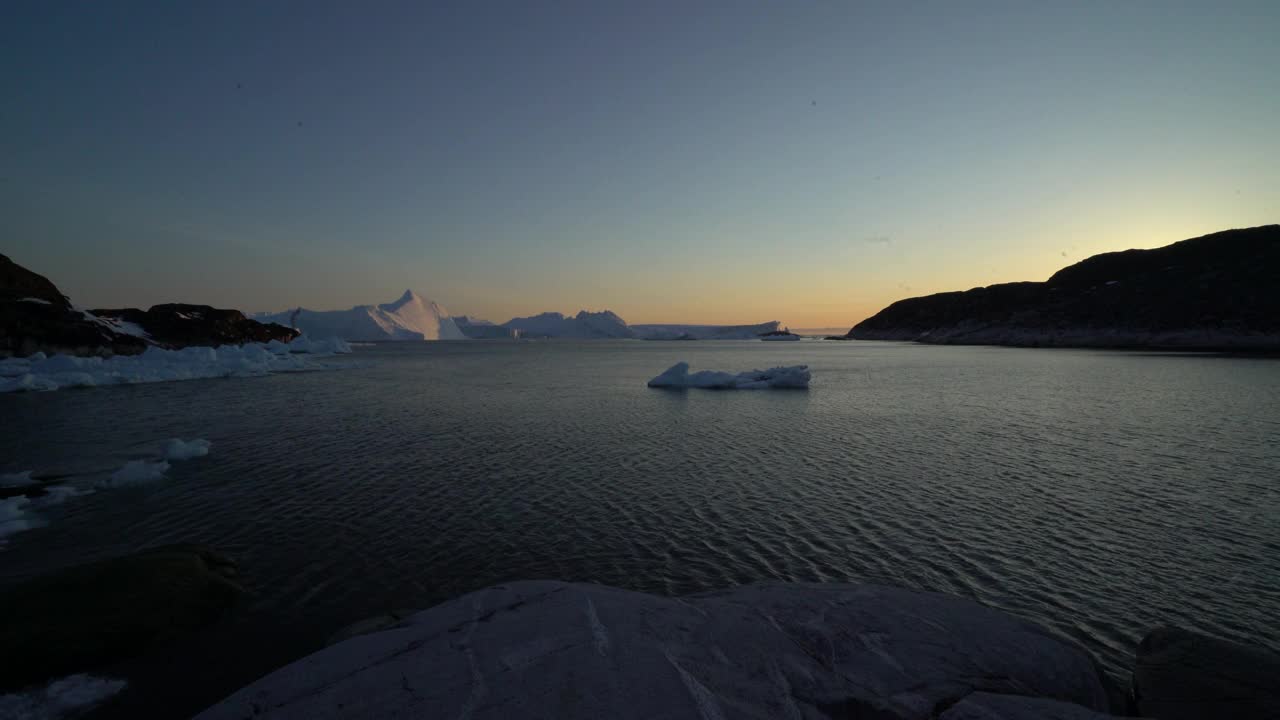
[758, 329, 801, 341]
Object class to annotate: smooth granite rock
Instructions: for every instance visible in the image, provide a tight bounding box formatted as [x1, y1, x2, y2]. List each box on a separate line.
[198, 581, 1116, 720]
[1133, 626, 1280, 720]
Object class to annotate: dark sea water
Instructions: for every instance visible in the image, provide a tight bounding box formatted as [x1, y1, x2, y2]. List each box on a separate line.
[2, 341, 1278, 715]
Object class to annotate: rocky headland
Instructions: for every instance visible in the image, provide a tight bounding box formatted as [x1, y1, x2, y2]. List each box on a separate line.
[1, 254, 297, 358]
[847, 225, 1280, 351]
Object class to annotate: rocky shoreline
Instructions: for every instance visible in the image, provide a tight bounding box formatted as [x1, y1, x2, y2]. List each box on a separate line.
[1, 254, 297, 359]
[2, 546, 1275, 719]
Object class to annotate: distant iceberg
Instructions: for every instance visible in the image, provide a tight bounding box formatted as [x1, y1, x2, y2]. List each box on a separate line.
[647, 362, 810, 389]
[632, 322, 783, 340]
[0, 335, 350, 393]
[503, 310, 633, 339]
[255, 290, 465, 341]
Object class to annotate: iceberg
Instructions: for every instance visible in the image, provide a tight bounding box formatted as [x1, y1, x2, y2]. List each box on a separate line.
[255, 291, 465, 341]
[0, 335, 350, 393]
[647, 362, 810, 389]
[632, 321, 785, 340]
[503, 310, 633, 339]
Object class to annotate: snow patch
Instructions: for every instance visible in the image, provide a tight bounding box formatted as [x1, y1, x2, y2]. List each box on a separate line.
[0, 335, 351, 393]
[163, 438, 211, 460]
[18, 297, 52, 305]
[102, 460, 170, 487]
[0, 674, 127, 720]
[648, 362, 811, 389]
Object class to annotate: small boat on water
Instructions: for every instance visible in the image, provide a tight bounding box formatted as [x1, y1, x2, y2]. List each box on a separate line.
[758, 328, 801, 341]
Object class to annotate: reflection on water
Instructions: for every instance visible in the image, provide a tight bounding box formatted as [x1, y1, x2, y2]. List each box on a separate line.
[1, 341, 1277, 706]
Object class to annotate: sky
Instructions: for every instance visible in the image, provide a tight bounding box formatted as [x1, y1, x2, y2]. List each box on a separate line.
[2, 1, 1277, 328]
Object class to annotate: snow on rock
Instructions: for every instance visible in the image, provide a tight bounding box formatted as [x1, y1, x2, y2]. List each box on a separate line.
[163, 438, 211, 461]
[647, 361, 810, 389]
[196, 581, 1115, 720]
[18, 297, 53, 305]
[0, 674, 127, 720]
[102, 460, 170, 487]
[0, 335, 350, 393]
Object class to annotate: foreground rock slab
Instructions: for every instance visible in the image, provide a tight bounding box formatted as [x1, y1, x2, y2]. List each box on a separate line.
[199, 581, 1115, 720]
[0, 544, 245, 691]
[1133, 626, 1280, 720]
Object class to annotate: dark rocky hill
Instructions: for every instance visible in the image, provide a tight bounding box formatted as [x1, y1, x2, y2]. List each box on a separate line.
[1, 254, 147, 357]
[1, 254, 297, 357]
[92, 305, 298, 348]
[848, 225, 1280, 350]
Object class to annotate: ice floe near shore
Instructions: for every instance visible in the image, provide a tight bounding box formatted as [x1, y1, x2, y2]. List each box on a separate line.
[0, 674, 127, 720]
[0, 485, 92, 545]
[647, 361, 810, 389]
[3, 438, 212, 543]
[0, 336, 351, 393]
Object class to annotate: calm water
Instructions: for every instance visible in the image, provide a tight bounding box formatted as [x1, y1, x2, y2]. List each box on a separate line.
[2, 341, 1278, 712]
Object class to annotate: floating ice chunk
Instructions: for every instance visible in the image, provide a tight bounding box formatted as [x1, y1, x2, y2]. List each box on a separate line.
[647, 362, 811, 389]
[0, 335, 353, 393]
[163, 438, 212, 461]
[0, 481, 93, 544]
[0, 471, 34, 487]
[102, 460, 170, 487]
[0, 496, 38, 543]
[38, 485, 94, 504]
[0, 674, 127, 719]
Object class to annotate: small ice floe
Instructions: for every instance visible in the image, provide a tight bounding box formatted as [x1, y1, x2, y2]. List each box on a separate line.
[0, 674, 127, 720]
[0, 496, 38, 544]
[0, 470, 34, 487]
[0, 334, 352, 393]
[101, 460, 171, 488]
[163, 438, 212, 461]
[0, 484, 92, 545]
[98, 438, 210, 488]
[647, 362, 810, 389]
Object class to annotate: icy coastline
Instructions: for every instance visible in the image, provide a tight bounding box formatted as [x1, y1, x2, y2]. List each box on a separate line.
[0, 336, 351, 393]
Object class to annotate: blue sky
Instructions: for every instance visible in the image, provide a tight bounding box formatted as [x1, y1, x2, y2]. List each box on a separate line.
[3, 1, 1277, 326]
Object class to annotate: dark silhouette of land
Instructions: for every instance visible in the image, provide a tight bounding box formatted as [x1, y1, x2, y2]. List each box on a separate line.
[847, 225, 1280, 350]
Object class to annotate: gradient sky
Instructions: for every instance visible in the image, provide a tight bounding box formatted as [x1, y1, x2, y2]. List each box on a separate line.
[3, 1, 1277, 327]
